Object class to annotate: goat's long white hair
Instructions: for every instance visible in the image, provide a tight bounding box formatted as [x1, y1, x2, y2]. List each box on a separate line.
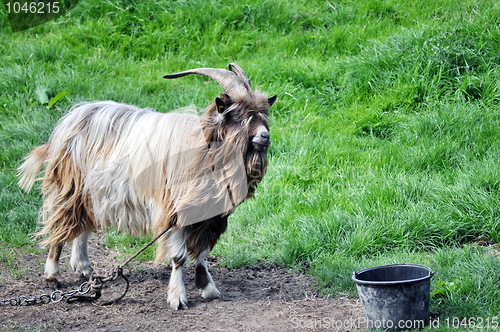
[19, 101, 246, 259]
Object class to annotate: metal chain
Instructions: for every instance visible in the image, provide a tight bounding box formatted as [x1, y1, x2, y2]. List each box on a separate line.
[1, 265, 130, 306]
[1, 227, 168, 307]
[1, 280, 94, 306]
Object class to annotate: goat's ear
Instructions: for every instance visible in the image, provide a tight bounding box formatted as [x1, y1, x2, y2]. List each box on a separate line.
[215, 97, 226, 113]
[268, 95, 277, 107]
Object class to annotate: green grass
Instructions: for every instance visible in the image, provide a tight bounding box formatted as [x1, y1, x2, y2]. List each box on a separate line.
[1, 0, 499, 324]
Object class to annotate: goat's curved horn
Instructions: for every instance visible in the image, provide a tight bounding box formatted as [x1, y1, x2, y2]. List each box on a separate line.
[163, 63, 251, 97]
[229, 63, 252, 90]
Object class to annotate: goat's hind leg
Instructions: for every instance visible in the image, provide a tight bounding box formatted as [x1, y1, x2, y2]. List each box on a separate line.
[45, 242, 63, 289]
[195, 249, 221, 300]
[70, 230, 92, 279]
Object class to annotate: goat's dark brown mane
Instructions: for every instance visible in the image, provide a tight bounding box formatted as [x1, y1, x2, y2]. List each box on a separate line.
[200, 91, 271, 199]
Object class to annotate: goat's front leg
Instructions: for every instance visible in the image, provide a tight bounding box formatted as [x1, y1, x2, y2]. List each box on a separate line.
[195, 248, 221, 300]
[166, 227, 188, 310]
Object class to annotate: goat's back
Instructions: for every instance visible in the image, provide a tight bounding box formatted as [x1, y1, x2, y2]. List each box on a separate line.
[41, 101, 204, 234]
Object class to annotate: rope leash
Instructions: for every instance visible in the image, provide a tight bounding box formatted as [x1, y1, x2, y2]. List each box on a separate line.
[1, 227, 171, 306]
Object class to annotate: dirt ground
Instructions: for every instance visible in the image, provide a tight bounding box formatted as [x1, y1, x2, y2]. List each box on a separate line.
[1, 235, 364, 331]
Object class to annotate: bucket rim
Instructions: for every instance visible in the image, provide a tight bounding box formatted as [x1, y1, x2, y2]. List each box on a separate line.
[352, 263, 434, 286]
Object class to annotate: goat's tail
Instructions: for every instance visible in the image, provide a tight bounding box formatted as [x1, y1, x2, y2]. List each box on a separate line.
[18, 144, 49, 191]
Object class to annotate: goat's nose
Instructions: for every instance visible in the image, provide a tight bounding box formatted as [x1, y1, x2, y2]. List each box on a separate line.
[260, 132, 270, 141]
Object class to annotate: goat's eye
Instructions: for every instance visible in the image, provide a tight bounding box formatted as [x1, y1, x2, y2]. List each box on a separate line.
[230, 113, 240, 122]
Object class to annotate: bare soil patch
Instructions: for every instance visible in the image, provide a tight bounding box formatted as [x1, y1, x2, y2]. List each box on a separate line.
[1, 236, 363, 331]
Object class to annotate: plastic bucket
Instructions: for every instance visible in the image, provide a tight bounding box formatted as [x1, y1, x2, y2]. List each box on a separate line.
[352, 264, 434, 330]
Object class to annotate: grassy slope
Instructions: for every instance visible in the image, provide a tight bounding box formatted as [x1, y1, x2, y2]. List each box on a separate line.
[1, 0, 499, 322]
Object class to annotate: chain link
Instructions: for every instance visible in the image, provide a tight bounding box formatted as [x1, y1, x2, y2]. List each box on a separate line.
[1, 281, 93, 306]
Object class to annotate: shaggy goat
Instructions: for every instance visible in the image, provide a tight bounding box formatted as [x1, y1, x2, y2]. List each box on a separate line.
[18, 63, 277, 309]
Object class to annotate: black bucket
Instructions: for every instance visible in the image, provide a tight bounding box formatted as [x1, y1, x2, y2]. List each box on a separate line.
[352, 264, 434, 331]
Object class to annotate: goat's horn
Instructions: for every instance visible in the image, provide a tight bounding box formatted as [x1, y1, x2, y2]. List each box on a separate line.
[229, 63, 252, 90]
[163, 63, 251, 97]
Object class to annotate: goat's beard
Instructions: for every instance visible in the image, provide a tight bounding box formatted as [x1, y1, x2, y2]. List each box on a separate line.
[201, 117, 269, 200]
[245, 147, 268, 198]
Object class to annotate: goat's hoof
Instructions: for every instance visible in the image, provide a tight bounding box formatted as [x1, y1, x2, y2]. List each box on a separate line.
[71, 261, 92, 280]
[201, 284, 221, 300]
[78, 267, 93, 280]
[167, 296, 188, 310]
[46, 277, 61, 290]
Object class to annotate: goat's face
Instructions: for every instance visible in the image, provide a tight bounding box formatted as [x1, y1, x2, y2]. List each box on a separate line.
[210, 92, 276, 154]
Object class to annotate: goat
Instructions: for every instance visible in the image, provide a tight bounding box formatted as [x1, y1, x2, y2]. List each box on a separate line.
[18, 63, 277, 309]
